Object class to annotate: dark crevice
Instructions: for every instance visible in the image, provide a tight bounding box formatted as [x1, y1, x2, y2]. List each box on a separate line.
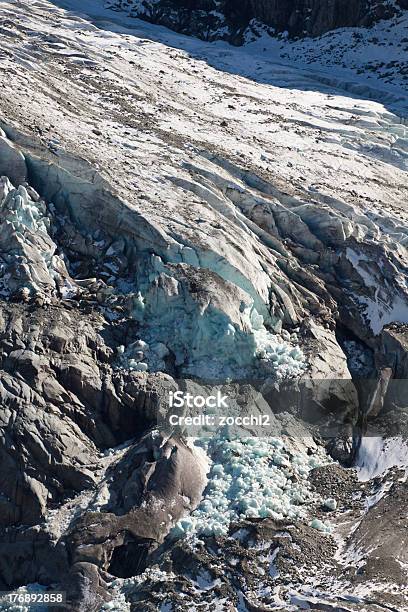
[108, 537, 154, 578]
[335, 322, 376, 380]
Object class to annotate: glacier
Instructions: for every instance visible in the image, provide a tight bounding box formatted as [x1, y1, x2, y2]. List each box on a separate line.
[0, 0, 407, 610]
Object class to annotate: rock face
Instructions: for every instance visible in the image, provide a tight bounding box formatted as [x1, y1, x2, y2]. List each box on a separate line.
[105, 0, 405, 41]
[0, 292, 208, 604]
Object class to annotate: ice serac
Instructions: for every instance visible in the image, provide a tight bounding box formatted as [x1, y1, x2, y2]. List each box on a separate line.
[0, 178, 72, 299]
[0, 135, 311, 379]
[5, 127, 406, 381]
[0, 130, 27, 185]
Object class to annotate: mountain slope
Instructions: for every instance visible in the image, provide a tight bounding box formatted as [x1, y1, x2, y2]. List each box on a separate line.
[0, 1, 407, 611]
[105, 0, 407, 40]
[103, 0, 408, 98]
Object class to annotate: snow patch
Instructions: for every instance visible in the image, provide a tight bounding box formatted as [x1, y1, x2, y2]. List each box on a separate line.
[356, 436, 408, 481]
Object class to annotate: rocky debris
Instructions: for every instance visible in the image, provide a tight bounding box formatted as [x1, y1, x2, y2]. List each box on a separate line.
[309, 463, 364, 511]
[110, 517, 338, 610]
[105, 0, 405, 42]
[101, 461, 407, 611]
[347, 477, 408, 589]
[111, 501, 408, 611]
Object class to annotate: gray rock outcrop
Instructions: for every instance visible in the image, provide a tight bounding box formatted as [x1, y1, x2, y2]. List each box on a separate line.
[105, 0, 405, 41]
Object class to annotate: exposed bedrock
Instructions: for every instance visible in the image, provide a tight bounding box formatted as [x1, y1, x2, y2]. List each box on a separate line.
[67, 432, 207, 562]
[0, 299, 208, 597]
[379, 324, 408, 376]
